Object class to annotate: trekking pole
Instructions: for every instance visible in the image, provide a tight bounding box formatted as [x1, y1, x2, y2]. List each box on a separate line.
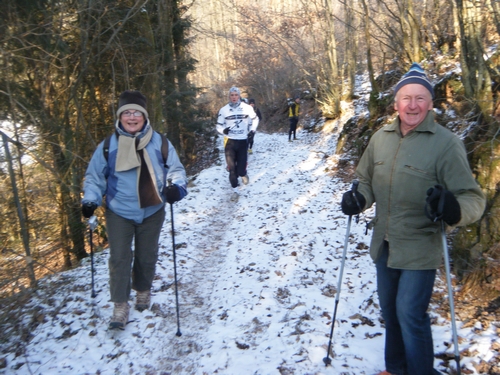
[323, 180, 360, 366]
[88, 215, 98, 298]
[441, 219, 461, 375]
[168, 179, 182, 337]
[427, 187, 461, 374]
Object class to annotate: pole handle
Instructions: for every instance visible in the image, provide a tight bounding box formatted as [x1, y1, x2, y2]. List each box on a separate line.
[88, 215, 98, 231]
[351, 179, 359, 193]
[351, 180, 361, 222]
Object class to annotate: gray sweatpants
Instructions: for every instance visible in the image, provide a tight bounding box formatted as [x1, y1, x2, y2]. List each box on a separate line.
[105, 208, 166, 303]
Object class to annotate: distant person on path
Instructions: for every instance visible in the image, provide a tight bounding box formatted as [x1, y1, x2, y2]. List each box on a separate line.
[247, 98, 262, 154]
[340, 63, 485, 375]
[216, 86, 259, 194]
[288, 96, 300, 142]
[82, 90, 188, 330]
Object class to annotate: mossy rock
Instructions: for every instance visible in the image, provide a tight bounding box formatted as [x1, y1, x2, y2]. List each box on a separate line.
[453, 222, 482, 275]
[453, 140, 500, 277]
[368, 91, 394, 119]
[433, 72, 472, 116]
[336, 115, 377, 158]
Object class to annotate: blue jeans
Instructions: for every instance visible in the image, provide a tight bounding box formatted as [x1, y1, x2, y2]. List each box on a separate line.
[376, 241, 439, 375]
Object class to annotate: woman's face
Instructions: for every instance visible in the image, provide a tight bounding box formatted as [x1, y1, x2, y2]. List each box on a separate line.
[120, 110, 145, 135]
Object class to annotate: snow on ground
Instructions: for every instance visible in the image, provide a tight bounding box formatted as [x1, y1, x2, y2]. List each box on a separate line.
[2, 100, 497, 375]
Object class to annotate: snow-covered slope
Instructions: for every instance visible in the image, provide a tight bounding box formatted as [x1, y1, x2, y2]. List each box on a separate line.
[2, 96, 496, 375]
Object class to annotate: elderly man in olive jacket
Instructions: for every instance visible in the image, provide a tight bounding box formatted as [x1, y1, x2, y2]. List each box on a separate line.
[341, 63, 485, 375]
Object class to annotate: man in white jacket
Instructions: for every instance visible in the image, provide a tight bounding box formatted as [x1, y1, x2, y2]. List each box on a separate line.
[216, 86, 259, 194]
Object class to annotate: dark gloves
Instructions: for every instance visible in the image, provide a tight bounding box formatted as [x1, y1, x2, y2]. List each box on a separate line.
[425, 185, 461, 225]
[164, 184, 182, 204]
[248, 130, 255, 142]
[341, 190, 366, 216]
[223, 127, 230, 135]
[82, 202, 97, 218]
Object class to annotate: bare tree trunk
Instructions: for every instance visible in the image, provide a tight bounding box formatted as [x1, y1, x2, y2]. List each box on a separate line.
[137, 6, 163, 133]
[396, 0, 421, 62]
[1, 132, 37, 288]
[449, 0, 462, 53]
[487, 0, 500, 37]
[360, 0, 378, 94]
[407, 0, 421, 62]
[344, 0, 357, 100]
[325, 0, 339, 80]
[455, 0, 493, 116]
[210, 0, 223, 82]
[452, 0, 498, 280]
[323, 0, 341, 117]
[158, 0, 181, 148]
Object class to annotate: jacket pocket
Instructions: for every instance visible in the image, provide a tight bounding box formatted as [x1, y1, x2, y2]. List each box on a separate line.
[402, 210, 439, 233]
[403, 164, 435, 180]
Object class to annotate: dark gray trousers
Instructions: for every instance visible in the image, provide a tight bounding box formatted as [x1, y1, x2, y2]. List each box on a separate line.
[105, 208, 166, 303]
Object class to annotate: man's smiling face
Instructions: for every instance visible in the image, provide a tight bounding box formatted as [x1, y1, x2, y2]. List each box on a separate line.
[394, 83, 433, 135]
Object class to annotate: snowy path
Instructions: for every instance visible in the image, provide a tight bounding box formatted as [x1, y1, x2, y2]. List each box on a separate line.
[4, 119, 495, 374]
[154, 127, 386, 374]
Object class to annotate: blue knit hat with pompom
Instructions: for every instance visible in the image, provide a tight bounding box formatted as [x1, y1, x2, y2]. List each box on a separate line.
[394, 63, 434, 99]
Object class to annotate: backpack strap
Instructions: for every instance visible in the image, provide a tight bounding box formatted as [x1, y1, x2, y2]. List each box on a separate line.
[103, 130, 119, 162]
[103, 134, 111, 162]
[159, 132, 169, 168]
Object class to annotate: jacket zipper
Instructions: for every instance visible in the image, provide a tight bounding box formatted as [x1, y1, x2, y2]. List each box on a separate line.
[385, 136, 404, 245]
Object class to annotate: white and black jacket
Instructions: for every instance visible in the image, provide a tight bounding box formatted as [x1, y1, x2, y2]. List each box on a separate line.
[216, 102, 259, 140]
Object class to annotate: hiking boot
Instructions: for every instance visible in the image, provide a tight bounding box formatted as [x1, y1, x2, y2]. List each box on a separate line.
[248, 148, 253, 154]
[135, 290, 151, 311]
[109, 302, 130, 330]
[288, 139, 292, 142]
[293, 137, 297, 140]
[241, 175, 249, 185]
[230, 187, 239, 202]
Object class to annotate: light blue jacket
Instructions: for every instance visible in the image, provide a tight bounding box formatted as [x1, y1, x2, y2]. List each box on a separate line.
[82, 121, 187, 224]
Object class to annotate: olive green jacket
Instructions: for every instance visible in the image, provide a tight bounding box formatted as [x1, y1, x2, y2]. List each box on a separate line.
[356, 111, 485, 270]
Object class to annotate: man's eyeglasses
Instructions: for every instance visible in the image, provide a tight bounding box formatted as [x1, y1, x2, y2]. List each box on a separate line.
[122, 111, 143, 118]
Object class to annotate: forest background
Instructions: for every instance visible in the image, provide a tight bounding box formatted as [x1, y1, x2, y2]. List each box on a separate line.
[1, 0, 500, 328]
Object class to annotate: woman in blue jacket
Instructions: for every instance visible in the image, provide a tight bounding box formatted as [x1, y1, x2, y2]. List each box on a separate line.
[82, 90, 187, 330]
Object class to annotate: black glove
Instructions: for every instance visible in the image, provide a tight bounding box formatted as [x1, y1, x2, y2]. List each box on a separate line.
[341, 190, 366, 216]
[247, 130, 255, 142]
[223, 127, 230, 135]
[82, 202, 97, 218]
[164, 184, 182, 204]
[425, 185, 461, 225]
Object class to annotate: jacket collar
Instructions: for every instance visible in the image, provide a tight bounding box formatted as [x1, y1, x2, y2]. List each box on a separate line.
[384, 111, 437, 135]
